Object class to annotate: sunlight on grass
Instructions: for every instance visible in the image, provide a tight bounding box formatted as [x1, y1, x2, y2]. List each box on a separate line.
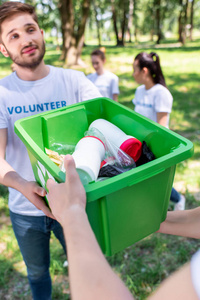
[0, 70, 12, 78]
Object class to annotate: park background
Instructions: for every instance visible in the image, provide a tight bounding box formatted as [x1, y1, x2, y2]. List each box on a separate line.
[0, 0, 200, 299]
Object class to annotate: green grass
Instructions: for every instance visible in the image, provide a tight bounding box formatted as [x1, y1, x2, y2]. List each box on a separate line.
[0, 38, 200, 299]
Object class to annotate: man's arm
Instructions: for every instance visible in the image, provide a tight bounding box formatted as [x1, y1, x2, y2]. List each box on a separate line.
[149, 262, 198, 300]
[47, 155, 133, 300]
[47, 155, 199, 300]
[158, 207, 200, 239]
[0, 128, 54, 218]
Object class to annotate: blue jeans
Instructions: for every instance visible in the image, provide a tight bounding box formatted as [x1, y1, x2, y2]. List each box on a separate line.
[170, 187, 180, 203]
[10, 210, 66, 300]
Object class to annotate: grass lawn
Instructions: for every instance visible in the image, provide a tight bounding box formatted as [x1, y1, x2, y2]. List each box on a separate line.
[0, 38, 200, 299]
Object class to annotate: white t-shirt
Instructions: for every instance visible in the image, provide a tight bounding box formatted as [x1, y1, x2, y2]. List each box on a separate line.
[132, 84, 173, 128]
[0, 65, 101, 216]
[87, 70, 119, 100]
[191, 250, 200, 299]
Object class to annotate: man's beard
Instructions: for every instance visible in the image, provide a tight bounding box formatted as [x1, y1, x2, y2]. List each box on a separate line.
[5, 41, 46, 70]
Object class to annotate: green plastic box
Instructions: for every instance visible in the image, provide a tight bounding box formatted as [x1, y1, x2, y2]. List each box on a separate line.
[14, 98, 193, 256]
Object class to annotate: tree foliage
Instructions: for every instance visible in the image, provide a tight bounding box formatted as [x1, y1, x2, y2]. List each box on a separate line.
[0, 0, 199, 65]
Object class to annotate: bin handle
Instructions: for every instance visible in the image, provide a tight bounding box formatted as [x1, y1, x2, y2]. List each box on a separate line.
[127, 167, 166, 187]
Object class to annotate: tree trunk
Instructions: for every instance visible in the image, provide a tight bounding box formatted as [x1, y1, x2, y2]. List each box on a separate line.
[59, 0, 90, 66]
[111, 0, 129, 46]
[184, 0, 189, 39]
[111, 0, 120, 45]
[189, 0, 194, 41]
[155, 0, 162, 44]
[92, 0, 101, 46]
[59, 0, 74, 61]
[133, 0, 137, 42]
[178, 0, 188, 45]
[178, 0, 183, 43]
[120, 1, 127, 45]
[127, 0, 134, 43]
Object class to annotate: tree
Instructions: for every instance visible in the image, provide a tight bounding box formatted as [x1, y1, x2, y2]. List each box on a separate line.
[111, 0, 129, 46]
[189, 0, 195, 41]
[58, 0, 90, 66]
[133, 0, 138, 42]
[155, 0, 162, 44]
[127, 0, 134, 43]
[178, 0, 189, 44]
[36, 0, 61, 48]
[92, 0, 102, 46]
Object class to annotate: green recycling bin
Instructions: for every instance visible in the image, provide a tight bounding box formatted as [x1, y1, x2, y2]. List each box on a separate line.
[14, 97, 193, 256]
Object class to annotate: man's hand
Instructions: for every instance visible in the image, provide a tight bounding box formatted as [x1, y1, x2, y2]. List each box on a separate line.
[47, 155, 86, 224]
[22, 180, 55, 219]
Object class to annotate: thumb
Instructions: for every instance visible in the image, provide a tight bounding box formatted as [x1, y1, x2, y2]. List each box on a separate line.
[46, 178, 57, 192]
[63, 155, 78, 183]
[64, 154, 76, 171]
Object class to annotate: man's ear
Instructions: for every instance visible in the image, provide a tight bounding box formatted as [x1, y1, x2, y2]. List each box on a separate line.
[40, 29, 44, 37]
[0, 44, 9, 57]
[40, 29, 45, 43]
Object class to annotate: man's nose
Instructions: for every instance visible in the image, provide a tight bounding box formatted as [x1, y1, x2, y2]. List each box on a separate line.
[21, 34, 32, 46]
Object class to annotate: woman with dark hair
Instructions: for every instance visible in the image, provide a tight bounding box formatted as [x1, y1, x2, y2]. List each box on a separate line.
[132, 52, 185, 211]
[87, 49, 119, 102]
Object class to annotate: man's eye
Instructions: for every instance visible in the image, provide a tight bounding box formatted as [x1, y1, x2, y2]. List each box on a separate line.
[28, 28, 35, 33]
[11, 34, 18, 40]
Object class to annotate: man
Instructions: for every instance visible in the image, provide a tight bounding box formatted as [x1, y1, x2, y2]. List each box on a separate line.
[0, 2, 101, 300]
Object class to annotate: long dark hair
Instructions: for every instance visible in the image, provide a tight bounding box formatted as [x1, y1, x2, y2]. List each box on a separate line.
[134, 52, 166, 87]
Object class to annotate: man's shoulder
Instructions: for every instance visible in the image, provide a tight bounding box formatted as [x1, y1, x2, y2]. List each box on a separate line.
[0, 73, 14, 86]
[52, 66, 84, 78]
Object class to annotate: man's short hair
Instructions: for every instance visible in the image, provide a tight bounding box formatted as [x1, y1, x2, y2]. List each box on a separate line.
[0, 1, 38, 39]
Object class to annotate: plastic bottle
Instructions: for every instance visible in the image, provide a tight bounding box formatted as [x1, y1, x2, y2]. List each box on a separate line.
[89, 119, 142, 162]
[72, 136, 106, 185]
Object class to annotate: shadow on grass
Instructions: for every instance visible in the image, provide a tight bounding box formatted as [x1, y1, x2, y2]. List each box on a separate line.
[169, 73, 200, 131]
[0, 228, 70, 299]
[0, 257, 31, 300]
[82, 40, 200, 57]
[108, 229, 200, 299]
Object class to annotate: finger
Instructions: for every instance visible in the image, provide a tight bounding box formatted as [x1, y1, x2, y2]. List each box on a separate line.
[64, 155, 82, 184]
[33, 196, 56, 219]
[46, 178, 57, 191]
[64, 154, 76, 172]
[42, 206, 56, 219]
[34, 184, 47, 197]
